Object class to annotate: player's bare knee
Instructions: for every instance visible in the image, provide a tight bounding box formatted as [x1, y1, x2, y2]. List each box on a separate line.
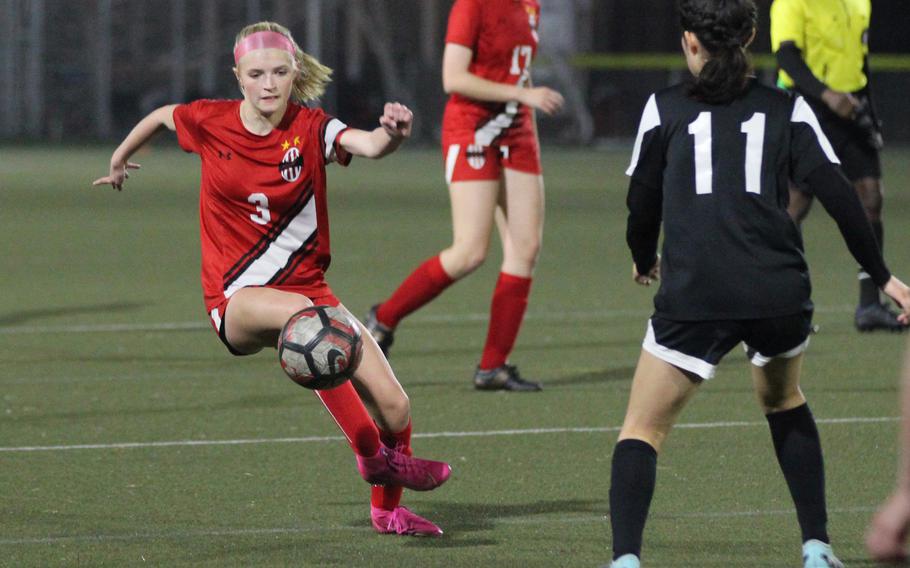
[757, 388, 804, 414]
[382, 393, 411, 431]
[281, 296, 315, 321]
[448, 246, 487, 276]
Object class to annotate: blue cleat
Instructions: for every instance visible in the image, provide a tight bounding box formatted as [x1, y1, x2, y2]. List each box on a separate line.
[608, 554, 640, 568]
[802, 539, 844, 568]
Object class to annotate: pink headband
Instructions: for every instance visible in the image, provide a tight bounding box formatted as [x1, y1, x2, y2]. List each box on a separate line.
[233, 31, 296, 64]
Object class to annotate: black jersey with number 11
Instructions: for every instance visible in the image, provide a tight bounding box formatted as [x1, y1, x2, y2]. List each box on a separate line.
[625, 80, 842, 321]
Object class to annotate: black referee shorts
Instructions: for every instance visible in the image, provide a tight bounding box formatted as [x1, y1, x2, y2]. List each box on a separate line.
[643, 310, 814, 380]
[800, 96, 881, 183]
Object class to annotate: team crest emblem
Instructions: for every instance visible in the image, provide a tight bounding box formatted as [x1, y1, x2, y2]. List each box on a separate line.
[279, 146, 302, 182]
[466, 144, 486, 170]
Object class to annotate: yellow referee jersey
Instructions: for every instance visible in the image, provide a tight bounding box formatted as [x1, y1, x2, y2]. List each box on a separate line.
[770, 0, 870, 92]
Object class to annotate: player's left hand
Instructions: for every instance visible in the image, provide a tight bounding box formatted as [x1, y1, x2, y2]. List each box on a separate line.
[379, 102, 413, 140]
[867, 488, 910, 563]
[633, 255, 661, 286]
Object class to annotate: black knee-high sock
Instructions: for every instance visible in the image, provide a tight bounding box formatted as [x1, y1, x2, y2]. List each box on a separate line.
[859, 220, 885, 306]
[610, 439, 657, 560]
[767, 403, 829, 543]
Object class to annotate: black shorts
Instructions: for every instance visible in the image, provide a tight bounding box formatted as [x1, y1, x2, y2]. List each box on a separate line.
[801, 94, 881, 183]
[643, 310, 814, 380]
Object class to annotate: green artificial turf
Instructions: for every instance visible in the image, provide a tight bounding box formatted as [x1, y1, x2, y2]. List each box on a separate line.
[0, 145, 907, 566]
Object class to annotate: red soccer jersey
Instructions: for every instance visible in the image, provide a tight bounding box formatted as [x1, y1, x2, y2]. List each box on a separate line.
[443, 0, 541, 143]
[173, 100, 350, 312]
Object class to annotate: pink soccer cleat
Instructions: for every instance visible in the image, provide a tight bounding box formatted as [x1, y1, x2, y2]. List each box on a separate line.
[356, 445, 451, 491]
[371, 505, 444, 537]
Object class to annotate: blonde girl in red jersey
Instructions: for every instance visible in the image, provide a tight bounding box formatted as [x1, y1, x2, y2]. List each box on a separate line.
[365, 0, 564, 392]
[93, 21, 450, 537]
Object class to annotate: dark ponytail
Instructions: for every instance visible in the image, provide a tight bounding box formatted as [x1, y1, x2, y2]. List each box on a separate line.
[678, 0, 757, 104]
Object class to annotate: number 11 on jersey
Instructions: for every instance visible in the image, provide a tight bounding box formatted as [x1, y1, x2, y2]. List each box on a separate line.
[688, 111, 766, 195]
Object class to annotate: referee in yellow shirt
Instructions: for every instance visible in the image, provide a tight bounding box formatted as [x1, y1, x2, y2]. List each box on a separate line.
[771, 0, 904, 332]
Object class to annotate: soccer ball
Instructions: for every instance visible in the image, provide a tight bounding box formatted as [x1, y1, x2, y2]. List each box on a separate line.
[278, 305, 364, 390]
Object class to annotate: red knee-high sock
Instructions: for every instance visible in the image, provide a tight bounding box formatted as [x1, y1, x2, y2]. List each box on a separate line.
[314, 381, 380, 457]
[376, 256, 455, 328]
[479, 272, 532, 370]
[371, 420, 412, 511]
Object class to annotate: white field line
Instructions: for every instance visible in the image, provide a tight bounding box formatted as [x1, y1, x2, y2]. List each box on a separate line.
[0, 305, 857, 335]
[0, 415, 896, 454]
[0, 506, 879, 546]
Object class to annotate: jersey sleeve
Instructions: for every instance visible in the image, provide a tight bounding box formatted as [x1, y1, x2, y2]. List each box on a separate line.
[173, 100, 206, 154]
[770, 0, 806, 51]
[789, 96, 840, 182]
[319, 113, 352, 167]
[625, 94, 664, 189]
[445, 0, 482, 49]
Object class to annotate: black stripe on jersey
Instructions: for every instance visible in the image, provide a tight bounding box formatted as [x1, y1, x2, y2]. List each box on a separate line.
[267, 230, 321, 286]
[319, 118, 330, 165]
[222, 181, 315, 289]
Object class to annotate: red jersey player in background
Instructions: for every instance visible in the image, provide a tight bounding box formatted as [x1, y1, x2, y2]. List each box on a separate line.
[92, 21, 451, 537]
[364, 0, 564, 392]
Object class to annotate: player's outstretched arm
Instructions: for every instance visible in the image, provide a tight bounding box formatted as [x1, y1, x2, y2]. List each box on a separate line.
[442, 43, 563, 115]
[338, 102, 412, 159]
[92, 104, 178, 191]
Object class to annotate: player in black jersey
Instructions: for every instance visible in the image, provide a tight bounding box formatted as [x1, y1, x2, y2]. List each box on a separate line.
[606, 2, 910, 568]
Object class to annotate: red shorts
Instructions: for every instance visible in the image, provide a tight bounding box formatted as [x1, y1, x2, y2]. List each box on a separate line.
[442, 131, 541, 184]
[207, 287, 341, 356]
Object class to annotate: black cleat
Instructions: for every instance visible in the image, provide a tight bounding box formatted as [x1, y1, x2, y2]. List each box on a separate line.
[364, 304, 395, 356]
[855, 302, 907, 332]
[473, 364, 542, 392]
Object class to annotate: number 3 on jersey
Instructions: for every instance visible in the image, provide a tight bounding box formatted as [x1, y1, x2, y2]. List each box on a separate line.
[688, 111, 766, 195]
[248, 193, 271, 225]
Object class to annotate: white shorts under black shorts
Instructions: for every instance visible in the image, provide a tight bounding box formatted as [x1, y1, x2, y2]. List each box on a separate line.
[643, 310, 814, 380]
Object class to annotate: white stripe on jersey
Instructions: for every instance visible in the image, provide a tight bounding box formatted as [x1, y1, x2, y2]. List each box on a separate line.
[324, 118, 347, 163]
[445, 144, 461, 184]
[790, 96, 840, 164]
[626, 94, 661, 176]
[474, 100, 520, 147]
[223, 197, 318, 299]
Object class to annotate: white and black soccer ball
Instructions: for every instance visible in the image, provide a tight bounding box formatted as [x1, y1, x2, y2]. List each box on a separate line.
[278, 305, 364, 390]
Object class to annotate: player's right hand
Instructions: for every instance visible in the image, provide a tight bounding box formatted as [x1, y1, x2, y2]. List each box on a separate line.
[884, 276, 910, 326]
[633, 255, 661, 286]
[92, 160, 141, 191]
[821, 89, 860, 120]
[521, 86, 564, 116]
